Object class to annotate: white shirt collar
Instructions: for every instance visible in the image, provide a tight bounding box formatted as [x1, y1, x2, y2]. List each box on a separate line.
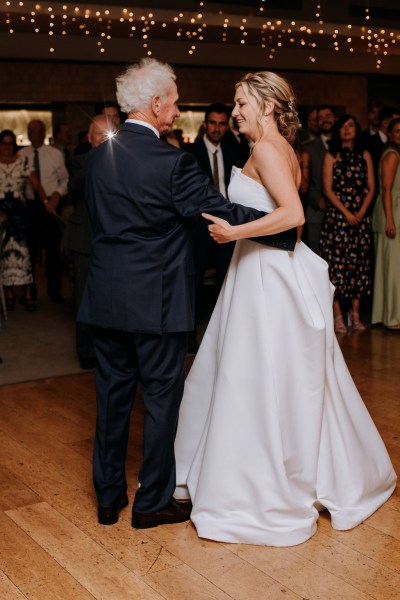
[126, 119, 160, 138]
[378, 130, 388, 144]
[203, 134, 220, 154]
[320, 134, 330, 150]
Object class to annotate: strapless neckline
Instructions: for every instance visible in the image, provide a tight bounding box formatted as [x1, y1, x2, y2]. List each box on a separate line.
[232, 166, 265, 190]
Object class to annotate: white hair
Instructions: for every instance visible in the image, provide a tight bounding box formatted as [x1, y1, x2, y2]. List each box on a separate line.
[116, 58, 176, 114]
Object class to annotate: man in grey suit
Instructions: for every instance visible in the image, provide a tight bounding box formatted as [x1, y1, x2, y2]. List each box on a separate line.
[62, 115, 115, 370]
[78, 58, 296, 530]
[304, 105, 336, 254]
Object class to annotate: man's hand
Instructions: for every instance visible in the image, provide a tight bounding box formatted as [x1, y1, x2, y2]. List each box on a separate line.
[202, 213, 234, 244]
[43, 200, 56, 215]
[49, 192, 61, 211]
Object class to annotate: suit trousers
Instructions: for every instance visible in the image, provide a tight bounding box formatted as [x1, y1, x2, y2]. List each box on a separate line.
[26, 200, 63, 296]
[305, 221, 323, 255]
[93, 327, 188, 512]
[70, 251, 94, 361]
[193, 223, 235, 307]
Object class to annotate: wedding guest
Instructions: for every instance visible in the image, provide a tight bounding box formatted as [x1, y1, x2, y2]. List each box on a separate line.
[372, 117, 400, 329]
[367, 106, 400, 192]
[186, 102, 248, 352]
[101, 101, 122, 129]
[62, 115, 115, 370]
[304, 104, 336, 253]
[52, 123, 72, 164]
[320, 114, 375, 333]
[74, 130, 91, 156]
[19, 119, 69, 303]
[299, 107, 319, 143]
[361, 100, 384, 146]
[0, 129, 50, 311]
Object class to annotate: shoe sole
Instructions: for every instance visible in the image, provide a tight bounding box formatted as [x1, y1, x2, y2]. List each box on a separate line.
[98, 496, 129, 525]
[131, 515, 190, 529]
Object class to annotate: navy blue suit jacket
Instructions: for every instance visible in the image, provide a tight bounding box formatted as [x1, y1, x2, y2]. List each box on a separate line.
[78, 122, 296, 334]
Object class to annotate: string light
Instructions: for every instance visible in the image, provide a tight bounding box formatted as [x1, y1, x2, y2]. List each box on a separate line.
[0, 0, 398, 70]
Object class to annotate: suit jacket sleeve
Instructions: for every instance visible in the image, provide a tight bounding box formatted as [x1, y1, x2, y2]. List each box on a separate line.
[171, 151, 296, 251]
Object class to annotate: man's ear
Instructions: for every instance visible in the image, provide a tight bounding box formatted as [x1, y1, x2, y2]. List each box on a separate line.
[152, 96, 161, 115]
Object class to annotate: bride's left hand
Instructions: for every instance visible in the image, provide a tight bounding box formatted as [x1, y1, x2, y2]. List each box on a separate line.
[202, 213, 234, 244]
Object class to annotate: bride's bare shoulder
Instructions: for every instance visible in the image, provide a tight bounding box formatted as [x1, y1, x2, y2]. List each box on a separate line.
[252, 137, 290, 169]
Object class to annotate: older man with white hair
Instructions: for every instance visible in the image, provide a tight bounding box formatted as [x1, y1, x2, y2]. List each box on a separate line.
[78, 58, 296, 530]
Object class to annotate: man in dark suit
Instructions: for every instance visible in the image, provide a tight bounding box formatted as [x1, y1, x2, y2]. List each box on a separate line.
[78, 58, 296, 530]
[366, 106, 400, 193]
[186, 103, 248, 350]
[304, 104, 336, 254]
[360, 100, 384, 147]
[62, 115, 115, 370]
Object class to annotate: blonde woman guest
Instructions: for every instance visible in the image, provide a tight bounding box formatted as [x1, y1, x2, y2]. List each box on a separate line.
[372, 117, 400, 329]
[174, 72, 396, 547]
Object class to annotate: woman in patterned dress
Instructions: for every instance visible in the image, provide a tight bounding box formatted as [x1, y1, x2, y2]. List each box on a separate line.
[0, 129, 48, 311]
[320, 114, 375, 333]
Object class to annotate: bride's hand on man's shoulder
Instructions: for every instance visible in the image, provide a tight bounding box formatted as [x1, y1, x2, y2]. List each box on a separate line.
[202, 213, 234, 244]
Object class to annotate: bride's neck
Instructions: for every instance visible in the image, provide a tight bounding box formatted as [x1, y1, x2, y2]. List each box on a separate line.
[252, 118, 280, 145]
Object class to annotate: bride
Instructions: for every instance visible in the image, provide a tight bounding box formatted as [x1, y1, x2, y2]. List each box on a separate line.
[174, 71, 396, 547]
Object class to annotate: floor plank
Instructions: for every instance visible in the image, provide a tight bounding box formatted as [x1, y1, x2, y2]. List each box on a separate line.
[145, 523, 301, 599]
[0, 327, 398, 600]
[6, 502, 163, 600]
[229, 543, 373, 600]
[0, 512, 95, 600]
[0, 570, 27, 600]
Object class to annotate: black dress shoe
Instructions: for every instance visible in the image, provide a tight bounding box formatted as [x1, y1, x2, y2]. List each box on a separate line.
[80, 358, 96, 370]
[175, 499, 193, 511]
[98, 494, 129, 525]
[132, 498, 192, 529]
[187, 342, 199, 355]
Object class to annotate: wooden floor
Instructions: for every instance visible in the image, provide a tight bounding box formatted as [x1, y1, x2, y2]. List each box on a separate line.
[1, 327, 399, 600]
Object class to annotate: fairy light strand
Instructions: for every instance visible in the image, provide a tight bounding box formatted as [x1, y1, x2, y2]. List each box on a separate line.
[0, 0, 398, 71]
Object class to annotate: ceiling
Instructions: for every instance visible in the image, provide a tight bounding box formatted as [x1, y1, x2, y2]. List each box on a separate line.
[1, 0, 399, 74]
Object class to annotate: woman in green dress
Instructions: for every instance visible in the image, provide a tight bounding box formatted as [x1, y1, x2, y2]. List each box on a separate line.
[372, 117, 400, 329]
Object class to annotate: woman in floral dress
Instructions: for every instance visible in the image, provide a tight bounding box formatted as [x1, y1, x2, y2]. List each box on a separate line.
[0, 129, 48, 311]
[320, 114, 375, 333]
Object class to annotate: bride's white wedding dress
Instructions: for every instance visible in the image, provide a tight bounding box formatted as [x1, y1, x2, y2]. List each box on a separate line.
[174, 166, 396, 547]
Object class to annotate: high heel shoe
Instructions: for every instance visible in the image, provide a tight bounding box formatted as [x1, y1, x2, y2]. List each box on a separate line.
[334, 315, 347, 334]
[347, 311, 366, 331]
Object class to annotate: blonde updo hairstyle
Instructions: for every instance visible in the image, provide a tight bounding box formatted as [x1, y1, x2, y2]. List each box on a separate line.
[236, 71, 300, 143]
